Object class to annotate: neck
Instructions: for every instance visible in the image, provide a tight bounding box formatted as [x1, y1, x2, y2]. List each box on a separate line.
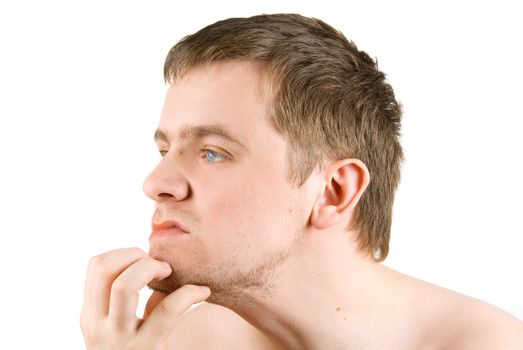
[210, 230, 416, 349]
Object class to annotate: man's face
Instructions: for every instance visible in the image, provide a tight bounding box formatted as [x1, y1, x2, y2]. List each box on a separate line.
[144, 61, 314, 302]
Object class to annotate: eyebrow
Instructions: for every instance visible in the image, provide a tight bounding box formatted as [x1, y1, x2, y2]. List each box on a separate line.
[154, 124, 248, 150]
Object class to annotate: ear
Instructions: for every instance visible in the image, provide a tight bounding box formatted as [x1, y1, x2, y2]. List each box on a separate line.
[310, 159, 370, 230]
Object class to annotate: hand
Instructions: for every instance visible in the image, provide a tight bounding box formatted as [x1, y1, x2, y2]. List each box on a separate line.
[80, 247, 211, 349]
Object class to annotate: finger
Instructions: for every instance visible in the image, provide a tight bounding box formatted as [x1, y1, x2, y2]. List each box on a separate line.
[108, 257, 172, 329]
[143, 291, 168, 320]
[138, 285, 212, 344]
[83, 247, 148, 320]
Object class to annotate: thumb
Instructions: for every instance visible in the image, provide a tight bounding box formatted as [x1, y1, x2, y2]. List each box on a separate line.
[138, 285, 211, 342]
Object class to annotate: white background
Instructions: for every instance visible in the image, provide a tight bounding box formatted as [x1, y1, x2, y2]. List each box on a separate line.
[0, 0, 521, 348]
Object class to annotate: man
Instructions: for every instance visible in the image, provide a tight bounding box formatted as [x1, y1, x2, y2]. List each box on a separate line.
[80, 14, 523, 349]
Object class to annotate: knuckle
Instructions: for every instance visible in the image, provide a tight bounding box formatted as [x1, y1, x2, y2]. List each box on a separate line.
[88, 255, 102, 268]
[111, 280, 129, 296]
[124, 246, 146, 256]
[93, 261, 111, 278]
[88, 255, 112, 278]
[87, 256, 109, 281]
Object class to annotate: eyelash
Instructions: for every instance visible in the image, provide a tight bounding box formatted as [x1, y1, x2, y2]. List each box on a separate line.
[159, 149, 229, 164]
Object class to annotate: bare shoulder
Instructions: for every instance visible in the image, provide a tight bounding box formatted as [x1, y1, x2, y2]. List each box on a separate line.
[393, 273, 523, 349]
[433, 290, 523, 349]
[165, 301, 279, 350]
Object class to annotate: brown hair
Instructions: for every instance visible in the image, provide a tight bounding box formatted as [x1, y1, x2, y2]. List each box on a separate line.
[163, 14, 404, 261]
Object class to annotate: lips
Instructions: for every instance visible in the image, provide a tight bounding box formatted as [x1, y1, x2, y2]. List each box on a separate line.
[152, 220, 189, 233]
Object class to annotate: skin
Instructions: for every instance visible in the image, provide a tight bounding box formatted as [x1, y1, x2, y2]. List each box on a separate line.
[81, 60, 523, 349]
[80, 247, 212, 349]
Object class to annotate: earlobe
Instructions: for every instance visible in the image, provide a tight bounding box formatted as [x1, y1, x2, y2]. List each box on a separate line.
[311, 201, 338, 230]
[310, 159, 370, 230]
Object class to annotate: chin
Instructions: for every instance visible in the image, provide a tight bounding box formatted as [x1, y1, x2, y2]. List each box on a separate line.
[147, 275, 183, 294]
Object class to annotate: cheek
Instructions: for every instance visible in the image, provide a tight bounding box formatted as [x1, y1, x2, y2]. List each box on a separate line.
[198, 184, 270, 265]
[205, 180, 299, 242]
[202, 180, 282, 241]
[206, 184, 272, 227]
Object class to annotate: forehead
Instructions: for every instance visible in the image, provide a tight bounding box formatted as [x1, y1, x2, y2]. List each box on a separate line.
[158, 61, 280, 147]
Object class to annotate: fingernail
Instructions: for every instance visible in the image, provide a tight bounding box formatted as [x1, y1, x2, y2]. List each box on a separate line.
[162, 262, 171, 270]
[199, 286, 211, 294]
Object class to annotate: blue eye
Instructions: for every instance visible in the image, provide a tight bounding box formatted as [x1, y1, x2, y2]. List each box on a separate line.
[158, 149, 229, 163]
[202, 149, 228, 163]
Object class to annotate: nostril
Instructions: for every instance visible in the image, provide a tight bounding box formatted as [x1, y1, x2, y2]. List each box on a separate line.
[158, 193, 174, 198]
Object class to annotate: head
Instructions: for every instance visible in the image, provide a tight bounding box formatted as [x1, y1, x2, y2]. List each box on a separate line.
[145, 14, 403, 302]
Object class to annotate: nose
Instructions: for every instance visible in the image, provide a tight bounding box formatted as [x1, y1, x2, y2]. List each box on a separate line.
[143, 154, 190, 202]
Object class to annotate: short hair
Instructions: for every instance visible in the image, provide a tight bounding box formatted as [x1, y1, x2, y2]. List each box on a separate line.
[163, 13, 404, 261]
